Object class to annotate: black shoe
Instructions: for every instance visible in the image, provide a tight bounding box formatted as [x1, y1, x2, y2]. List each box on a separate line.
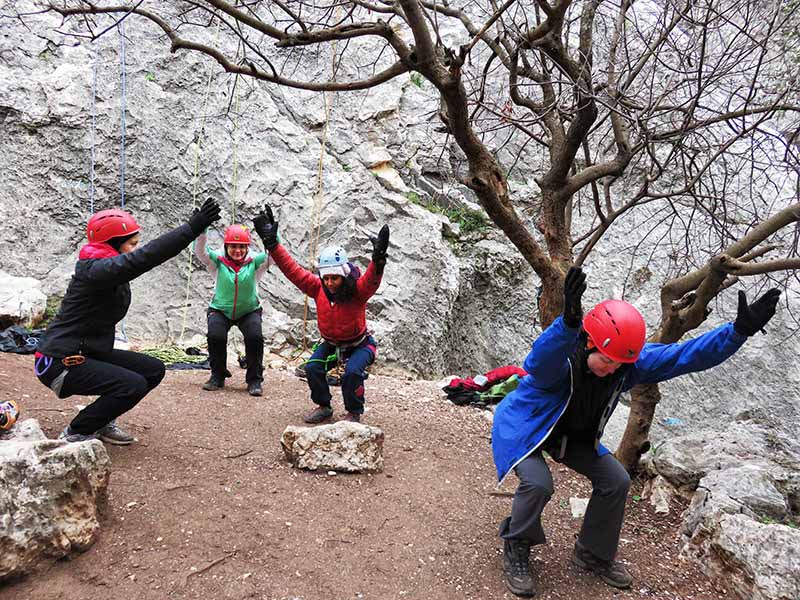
[96, 420, 135, 445]
[202, 376, 225, 391]
[502, 538, 535, 597]
[341, 412, 361, 423]
[303, 406, 334, 424]
[248, 382, 263, 397]
[572, 542, 632, 589]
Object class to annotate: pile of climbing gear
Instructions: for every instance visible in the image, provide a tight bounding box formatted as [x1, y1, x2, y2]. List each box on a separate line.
[0, 325, 44, 354]
[443, 365, 528, 408]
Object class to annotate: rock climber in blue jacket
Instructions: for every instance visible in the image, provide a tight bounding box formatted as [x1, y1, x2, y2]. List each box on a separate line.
[492, 266, 780, 597]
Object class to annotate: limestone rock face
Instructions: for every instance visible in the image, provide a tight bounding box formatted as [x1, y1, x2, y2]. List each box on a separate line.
[649, 422, 800, 600]
[1, 4, 799, 444]
[649, 422, 791, 490]
[281, 421, 384, 473]
[0, 419, 110, 581]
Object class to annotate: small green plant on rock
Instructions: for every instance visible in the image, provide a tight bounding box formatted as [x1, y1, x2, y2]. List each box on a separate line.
[405, 191, 488, 236]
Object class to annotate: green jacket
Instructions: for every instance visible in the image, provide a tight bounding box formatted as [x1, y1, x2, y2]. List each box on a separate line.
[195, 233, 269, 320]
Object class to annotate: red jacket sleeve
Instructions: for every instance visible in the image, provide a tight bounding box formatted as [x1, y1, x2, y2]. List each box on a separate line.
[356, 261, 383, 302]
[270, 244, 321, 297]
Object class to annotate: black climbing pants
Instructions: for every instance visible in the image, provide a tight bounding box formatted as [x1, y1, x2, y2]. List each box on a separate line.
[35, 349, 165, 435]
[206, 308, 263, 385]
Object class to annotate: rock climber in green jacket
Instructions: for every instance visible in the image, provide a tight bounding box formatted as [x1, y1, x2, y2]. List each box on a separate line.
[195, 223, 271, 397]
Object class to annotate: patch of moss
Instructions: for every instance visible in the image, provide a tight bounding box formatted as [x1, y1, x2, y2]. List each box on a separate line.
[405, 191, 489, 236]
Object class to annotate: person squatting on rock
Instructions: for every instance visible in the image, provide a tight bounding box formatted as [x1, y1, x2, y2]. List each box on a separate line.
[253, 206, 389, 424]
[195, 223, 271, 397]
[491, 266, 781, 597]
[33, 199, 222, 444]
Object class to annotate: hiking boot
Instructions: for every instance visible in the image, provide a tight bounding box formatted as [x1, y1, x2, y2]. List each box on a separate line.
[303, 406, 334, 424]
[572, 542, 633, 589]
[96, 420, 135, 445]
[248, 382, 263, 397]
[341, 412, 361, 423]
[502, 538, 535, 597]
[202, 376, 225, 391]
[59, 425, 98, 443]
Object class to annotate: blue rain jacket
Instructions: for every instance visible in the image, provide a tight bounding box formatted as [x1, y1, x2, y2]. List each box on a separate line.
[491, 316, 746, 482]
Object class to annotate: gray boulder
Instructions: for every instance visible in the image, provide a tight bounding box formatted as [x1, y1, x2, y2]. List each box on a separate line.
[650, 422, 800, 600]
[684, 513, 800, 600]
[648, 421, 798, 491]
[0, 419, 110, 581]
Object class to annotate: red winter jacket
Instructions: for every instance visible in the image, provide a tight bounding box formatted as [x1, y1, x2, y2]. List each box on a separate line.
[270, 244, 382, 344]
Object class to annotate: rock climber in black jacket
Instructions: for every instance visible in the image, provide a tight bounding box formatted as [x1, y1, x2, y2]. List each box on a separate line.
[34, 199, 221, 444]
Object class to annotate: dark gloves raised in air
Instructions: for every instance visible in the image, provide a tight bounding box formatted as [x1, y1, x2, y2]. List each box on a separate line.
[370, 225, 390, 272]
[733, 288, 780, 337]
[253, 205, 279, 251]
[188, 198, 221, 235]
[563, 266, 587, 328]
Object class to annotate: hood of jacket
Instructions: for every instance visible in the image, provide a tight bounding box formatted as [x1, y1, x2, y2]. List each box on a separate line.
[79, 242, 120, 260]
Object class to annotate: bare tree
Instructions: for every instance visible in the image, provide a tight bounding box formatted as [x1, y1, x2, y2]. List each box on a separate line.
[32, 0, 800, 469]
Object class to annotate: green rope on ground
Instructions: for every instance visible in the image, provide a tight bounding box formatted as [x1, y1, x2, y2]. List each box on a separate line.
[140, 345, 207, 366]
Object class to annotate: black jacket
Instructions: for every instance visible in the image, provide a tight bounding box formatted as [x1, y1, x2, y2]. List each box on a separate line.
[38, 223, 196, 358]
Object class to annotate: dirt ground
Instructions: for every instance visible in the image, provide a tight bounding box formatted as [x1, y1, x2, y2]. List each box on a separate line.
[1, 351, 731, 600]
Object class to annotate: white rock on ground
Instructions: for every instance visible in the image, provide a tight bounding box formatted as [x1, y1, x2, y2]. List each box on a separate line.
[0, 419, 110, 581]
[281, 421, 384, 473]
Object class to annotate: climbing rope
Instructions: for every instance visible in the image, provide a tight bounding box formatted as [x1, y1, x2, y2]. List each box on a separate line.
[230, 74, 241, 225]
[229, 73, 244, 360]
[118, 21, 127, 208]
[117, 22, 129, 342]
[177, 19, 222, 343]
[89, 43, 97, 213]
[299, 37, 339, 356]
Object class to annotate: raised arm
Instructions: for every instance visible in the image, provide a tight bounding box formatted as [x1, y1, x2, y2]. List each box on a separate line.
[626, 289, 780, 388]
[194, 231, 217, 273]
[523, 267, 587, 388]
[254, 205, 320, 297]
[81, 198, 221, 287]
[356, 224, 389, 300]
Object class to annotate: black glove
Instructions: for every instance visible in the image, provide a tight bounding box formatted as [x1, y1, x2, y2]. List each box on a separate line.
[370, 225, 390, 271]
[563, 266, 587, 328]
[734, 288, 780, 336]
[253, 205, 279, 251]
[187, 198, 221, 235]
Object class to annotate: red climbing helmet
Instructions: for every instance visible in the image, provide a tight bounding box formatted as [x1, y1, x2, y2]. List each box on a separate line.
[224, 224, 251, 245]
[583, 299, 646, 363]
[86, 209, 140, 244]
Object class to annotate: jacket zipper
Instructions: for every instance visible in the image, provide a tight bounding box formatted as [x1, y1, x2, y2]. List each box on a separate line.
[232, 272, 239, 320]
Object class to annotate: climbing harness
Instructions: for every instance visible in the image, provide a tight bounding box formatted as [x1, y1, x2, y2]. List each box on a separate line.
[61, 355, 87, 367]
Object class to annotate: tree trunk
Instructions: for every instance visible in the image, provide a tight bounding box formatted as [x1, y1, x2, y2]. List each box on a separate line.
[616, 383, 662, 472]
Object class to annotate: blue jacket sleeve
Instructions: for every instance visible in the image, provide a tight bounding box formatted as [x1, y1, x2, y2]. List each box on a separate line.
[522, 316, 580, 390]
[624, 322, 746, 390]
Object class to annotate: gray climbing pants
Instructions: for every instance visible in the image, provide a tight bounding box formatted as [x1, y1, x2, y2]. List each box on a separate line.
[498, 441, 631, 562]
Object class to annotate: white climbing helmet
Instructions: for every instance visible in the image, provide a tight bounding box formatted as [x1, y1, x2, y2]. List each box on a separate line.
[318, 246, 351, 277]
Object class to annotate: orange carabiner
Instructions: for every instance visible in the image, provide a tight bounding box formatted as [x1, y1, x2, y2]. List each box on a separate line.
[62, 355, 86, 367]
